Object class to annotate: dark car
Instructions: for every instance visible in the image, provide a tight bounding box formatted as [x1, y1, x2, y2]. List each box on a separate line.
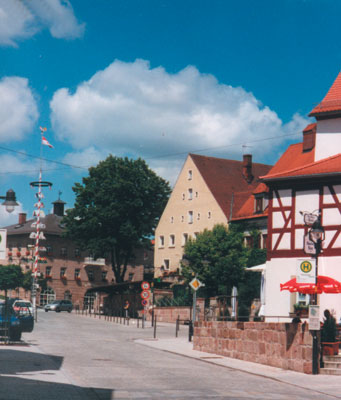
[0, 303, 22, 341]
[44, 300, 73, 313]
[13, 302, 34, 333]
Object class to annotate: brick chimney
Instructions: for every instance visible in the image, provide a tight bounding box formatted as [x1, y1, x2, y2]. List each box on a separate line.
[242, 154, 254, 184]
[302, 123, 316, 152]
[18, 213, 26, 225]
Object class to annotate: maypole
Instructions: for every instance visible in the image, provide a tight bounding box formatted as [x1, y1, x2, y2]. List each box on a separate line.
[30, 127, 53, 320]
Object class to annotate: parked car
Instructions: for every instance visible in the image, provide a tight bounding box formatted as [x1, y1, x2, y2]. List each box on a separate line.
[0, 303, 22, 341]
[44, 300, 73, 313]
[13, 300, 33, 315]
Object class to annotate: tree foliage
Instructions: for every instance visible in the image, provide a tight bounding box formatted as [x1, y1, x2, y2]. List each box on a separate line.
[182, 224, 266, 314]
[0, 264, 23, 294]
[63, 155, 171, 283]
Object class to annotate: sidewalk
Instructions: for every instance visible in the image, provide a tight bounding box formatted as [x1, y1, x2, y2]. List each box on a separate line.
[135, 334, 341, 399]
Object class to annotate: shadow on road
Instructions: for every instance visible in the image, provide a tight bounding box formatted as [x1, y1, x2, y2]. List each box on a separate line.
[0, 349, 113, 400]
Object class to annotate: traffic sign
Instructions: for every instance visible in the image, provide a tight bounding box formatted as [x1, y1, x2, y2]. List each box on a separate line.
[296, 258, 316, 283]
[141, 281, 150, 290]
[141, 299, 148, 306]
[141, 290, 150, 299]
[189, 277, 204, 291]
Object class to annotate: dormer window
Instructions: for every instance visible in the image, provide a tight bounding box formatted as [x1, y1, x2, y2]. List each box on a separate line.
[255, 196, 263, 213]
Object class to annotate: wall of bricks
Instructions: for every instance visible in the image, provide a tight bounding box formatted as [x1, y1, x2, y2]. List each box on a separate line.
[193, 321, 315, 374]
[145, 298, 205, 323]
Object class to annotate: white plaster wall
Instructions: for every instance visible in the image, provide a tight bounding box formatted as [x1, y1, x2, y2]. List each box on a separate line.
[295, 229, 305, 249]
[316, 118, 341, 161]
[324, 207, 341, 226]
[295, 190, 319, 223]
[265, 256, 341, 322]
[273, 189, 291, 208]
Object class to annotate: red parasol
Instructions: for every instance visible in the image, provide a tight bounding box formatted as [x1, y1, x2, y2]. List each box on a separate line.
[280, 275, 341, 294]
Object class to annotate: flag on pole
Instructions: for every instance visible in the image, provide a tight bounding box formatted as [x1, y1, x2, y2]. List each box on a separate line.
[42, 136, 53, 148]
[39, 127, 47, 133]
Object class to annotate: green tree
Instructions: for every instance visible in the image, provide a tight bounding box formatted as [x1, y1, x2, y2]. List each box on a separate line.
[22, 270, 47, 292]
[0, 264, 23, 299]
[63, 155, 171, 283]
[182, 224, 248, 297]
[182, 224, 266, 317]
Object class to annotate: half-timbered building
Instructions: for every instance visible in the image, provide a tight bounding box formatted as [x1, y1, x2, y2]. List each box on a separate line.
[261, 73, 341, 321]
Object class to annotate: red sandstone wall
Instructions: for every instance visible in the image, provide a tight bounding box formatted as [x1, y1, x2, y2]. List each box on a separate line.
[193, 321, 314, 374]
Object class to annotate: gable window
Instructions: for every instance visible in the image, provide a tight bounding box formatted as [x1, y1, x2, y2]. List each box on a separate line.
[197, 213, 200, 220]
[188, 188, 193, 200]
[169, 234, 175, 247]
[188, 211, 193, 224]
[159, 236, 165, 248]
[182, 193, 185, 200]
[181, 215, 184, 222]
[170, 216, 174, 224]
[188, 170, 192, 180]
[208, 211, 211, 219]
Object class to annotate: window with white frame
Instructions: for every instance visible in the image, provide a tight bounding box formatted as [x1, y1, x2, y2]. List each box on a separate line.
[188, 211, 193, 224]
[188, 188, 193, 200]
[164, 259, 170, 270]
[197, 213, 200, 220]
[182, 233, 188, 246]
[169, 234, 175, 247]
[159, 235, 165, 247]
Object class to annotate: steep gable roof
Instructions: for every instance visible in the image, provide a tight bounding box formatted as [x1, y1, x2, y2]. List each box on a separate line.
[190, 154, 272, 218]
[310, 72, 341, 117]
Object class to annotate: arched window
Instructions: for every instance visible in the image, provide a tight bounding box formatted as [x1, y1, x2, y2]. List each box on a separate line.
[64, 290, 72, 300]
[40, 287, 56, 306]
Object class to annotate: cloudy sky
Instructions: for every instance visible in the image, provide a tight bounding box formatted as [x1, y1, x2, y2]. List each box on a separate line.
[0, 0, 340, 224]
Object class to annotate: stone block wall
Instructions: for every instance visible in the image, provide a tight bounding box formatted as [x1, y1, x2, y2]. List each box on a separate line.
[193, 321, 315, 374]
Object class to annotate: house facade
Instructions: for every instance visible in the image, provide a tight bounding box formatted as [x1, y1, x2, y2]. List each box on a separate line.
[261, 72, 341, 321]
[2, 199, 153, 308]
[154, 153, 272, 278]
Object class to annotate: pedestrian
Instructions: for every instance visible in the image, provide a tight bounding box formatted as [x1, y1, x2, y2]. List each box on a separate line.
[322, 309, 337, 342]
[292, 310, 301, 323]
[124, 300, 130, 318]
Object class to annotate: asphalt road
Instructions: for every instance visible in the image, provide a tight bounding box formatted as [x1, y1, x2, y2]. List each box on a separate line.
[1, 311, 338, 399]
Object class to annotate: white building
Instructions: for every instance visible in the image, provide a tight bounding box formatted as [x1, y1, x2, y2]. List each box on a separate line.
[262, 72, 341, 321]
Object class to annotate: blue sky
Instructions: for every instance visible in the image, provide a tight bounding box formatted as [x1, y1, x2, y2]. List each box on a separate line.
[0, 0, 341, 224]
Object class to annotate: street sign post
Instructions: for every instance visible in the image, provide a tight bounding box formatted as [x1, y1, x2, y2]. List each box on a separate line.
[141, 281, 150, 290]
[189, 277, 204, 322]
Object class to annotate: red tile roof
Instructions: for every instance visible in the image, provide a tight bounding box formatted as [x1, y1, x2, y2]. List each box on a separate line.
[261, 150, 341, 181]
[310, 72, 341, 117]
[190, 154, 272, 219]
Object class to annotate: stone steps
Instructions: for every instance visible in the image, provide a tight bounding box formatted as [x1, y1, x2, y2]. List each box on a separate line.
[320, 353, 341, 375]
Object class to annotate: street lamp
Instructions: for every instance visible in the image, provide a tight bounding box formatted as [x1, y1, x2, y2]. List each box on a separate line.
[0, 189, 19, 213]
[308, 211, 325, 375]
[308, 213, 325, 305]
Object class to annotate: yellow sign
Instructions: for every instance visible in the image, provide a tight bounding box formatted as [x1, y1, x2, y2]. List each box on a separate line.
[189, 277, 203, 291]
[300, 260, 312, 274]
[296, 258, 316, 283]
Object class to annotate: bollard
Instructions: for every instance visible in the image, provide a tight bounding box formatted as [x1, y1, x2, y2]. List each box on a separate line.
[176, 315, 180, 338]
[153, 315, 157, 338]
[127, 317, 129, 326]
[137, 317, 139, 328]
[188, 320, 193, 342]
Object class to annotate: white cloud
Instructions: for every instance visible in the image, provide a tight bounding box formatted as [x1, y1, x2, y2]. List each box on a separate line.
[50, 59, 308, 182]
[0, 0, 83, 46]
[62, 147, 108, 169]
[0, 77, 38, 141]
